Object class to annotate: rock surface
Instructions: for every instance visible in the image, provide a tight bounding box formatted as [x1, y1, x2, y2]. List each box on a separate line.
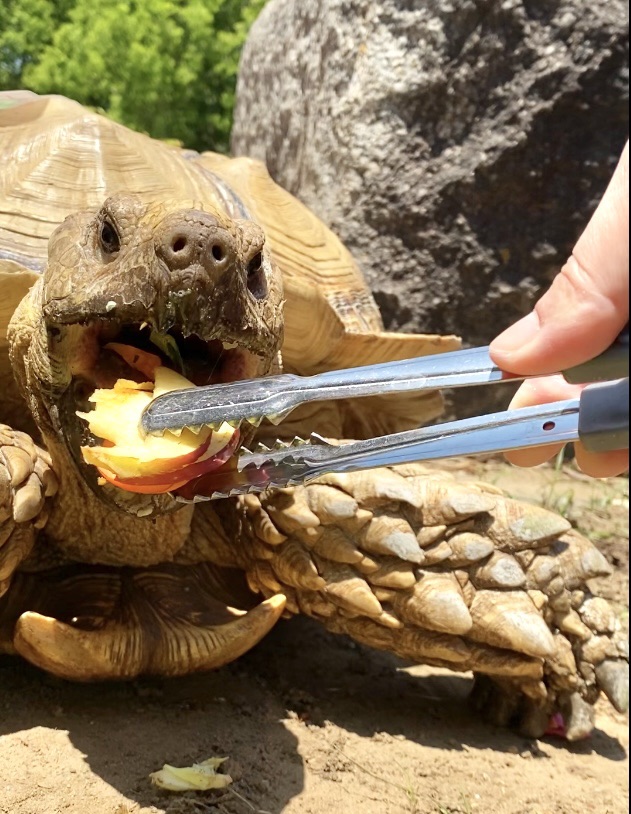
[233, 0, 628, 413]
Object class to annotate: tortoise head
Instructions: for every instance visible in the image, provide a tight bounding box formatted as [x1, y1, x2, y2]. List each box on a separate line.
[10, 193, 284, 516]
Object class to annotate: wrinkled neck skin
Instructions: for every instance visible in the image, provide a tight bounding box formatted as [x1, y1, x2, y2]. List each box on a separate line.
[9, 280, 194, 568]
[42, 436, 195, 568]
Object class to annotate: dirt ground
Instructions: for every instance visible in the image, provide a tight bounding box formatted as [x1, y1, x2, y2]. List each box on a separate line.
[0, 460, 628, 814]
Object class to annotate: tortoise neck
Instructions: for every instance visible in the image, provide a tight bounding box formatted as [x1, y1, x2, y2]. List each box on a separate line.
[41, 433, 194, 568]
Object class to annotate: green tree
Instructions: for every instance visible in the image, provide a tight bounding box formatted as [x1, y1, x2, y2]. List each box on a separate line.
[0, 0, 265, 152]
[0, 1, 74, 87]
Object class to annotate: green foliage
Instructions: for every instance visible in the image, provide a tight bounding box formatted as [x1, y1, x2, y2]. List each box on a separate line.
[0, 0, 266, 152]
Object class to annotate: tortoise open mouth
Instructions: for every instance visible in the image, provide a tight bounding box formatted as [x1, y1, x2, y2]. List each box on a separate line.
[71, 320, 263, 394]
[56, 318, 268, 511]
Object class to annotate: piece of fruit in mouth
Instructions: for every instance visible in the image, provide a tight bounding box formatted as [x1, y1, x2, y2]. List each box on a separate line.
[77, 345, 238, 494]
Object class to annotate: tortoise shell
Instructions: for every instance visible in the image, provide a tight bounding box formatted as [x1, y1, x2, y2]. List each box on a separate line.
[0, 92, 459, 437]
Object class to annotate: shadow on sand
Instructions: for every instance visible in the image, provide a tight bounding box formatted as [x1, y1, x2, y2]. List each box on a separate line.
[0, 615, 626, 813]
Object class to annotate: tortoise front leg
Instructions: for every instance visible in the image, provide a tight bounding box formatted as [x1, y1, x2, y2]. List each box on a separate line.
[0, 424, 57, 598]
[214, 465, 628, 739]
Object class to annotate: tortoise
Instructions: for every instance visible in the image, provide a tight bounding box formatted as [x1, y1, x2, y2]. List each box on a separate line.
[0, 92, 627, 739]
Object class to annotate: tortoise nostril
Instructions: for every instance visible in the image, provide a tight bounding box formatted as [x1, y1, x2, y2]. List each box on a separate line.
[248, 252, 262, 273]
[247, 252, 267, 299]
[156, 213, 234, 273]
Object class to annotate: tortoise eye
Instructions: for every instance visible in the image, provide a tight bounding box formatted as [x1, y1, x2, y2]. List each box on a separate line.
[246, 252, 267, 300]
[99, 218, 120, 254]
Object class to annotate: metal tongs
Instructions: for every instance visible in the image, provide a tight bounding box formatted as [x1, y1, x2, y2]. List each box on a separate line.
[141, 329, 629, 499]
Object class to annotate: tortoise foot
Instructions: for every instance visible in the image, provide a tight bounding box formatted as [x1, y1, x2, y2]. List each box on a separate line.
[0, 426, 58, 597]
[0, 563, 285, 680]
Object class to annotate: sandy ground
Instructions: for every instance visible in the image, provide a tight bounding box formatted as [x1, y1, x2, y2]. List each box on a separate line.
[0, 460, 627, 814]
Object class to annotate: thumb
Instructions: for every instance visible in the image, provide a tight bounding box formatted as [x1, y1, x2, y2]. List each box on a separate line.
[490, 141, 629, 375]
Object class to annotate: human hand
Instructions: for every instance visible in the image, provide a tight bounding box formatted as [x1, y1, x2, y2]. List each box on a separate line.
[490, 141, 629, 477]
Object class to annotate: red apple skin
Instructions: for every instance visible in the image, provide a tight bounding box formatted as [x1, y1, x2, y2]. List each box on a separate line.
[87, 432, 212, 478]
[99, 430, 241, 494]
[98, 468, 190, 494]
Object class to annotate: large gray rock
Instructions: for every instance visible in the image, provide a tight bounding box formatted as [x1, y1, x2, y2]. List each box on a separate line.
[232, 0, 628, 414]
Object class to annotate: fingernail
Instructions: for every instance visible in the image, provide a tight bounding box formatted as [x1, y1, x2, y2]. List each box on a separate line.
[492, 311, 540, 356]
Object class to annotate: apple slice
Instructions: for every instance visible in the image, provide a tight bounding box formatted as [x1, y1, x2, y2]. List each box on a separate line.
[96, 429, 241, 493]
[153, 366, 197, 399]
[97, 468, 191, 494]
[77, 353, 237, 484]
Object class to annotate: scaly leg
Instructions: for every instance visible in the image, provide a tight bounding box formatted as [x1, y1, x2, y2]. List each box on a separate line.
[0, 425, 57, 597]
[212, 463, 628, 738]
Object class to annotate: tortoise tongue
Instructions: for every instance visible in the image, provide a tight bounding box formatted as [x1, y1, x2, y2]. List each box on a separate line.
[90, 345, 158, 390]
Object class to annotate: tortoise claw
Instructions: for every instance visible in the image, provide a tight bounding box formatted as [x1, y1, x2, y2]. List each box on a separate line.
[595, 659, 629, 713]
[14, 595, 286, 681]
[6, 564, 286, 680]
